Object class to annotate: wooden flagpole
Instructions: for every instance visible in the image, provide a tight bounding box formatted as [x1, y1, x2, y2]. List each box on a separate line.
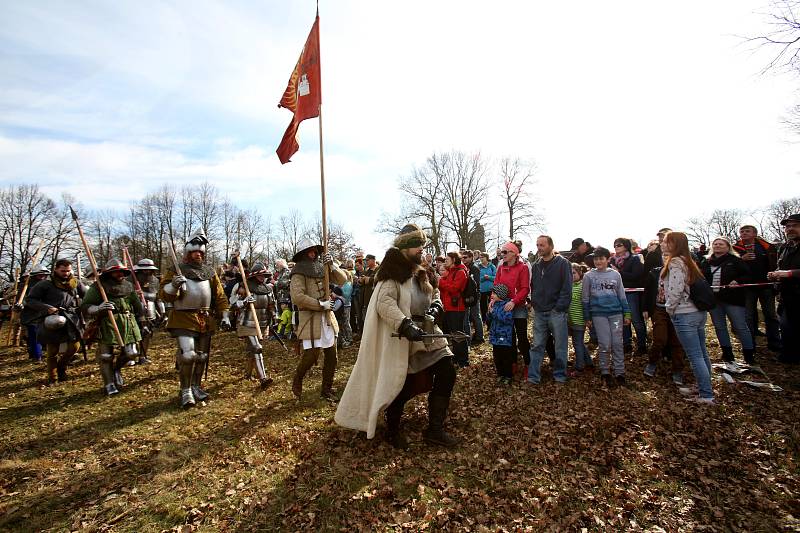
[317, 7, 330, 292]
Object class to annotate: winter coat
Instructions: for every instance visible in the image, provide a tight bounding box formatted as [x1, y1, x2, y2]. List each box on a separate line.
[733, 237, 777, 282]
[25, 277, 85, 344]
[701, 254, 751, 306]
[777, 241, 800, 302]
[493, 260, 530, 307]
[289, 261, 346, 341]
[438, 264, 469, 312]
[662, 258, 699, 316]
[335, 274, 449, 439]
[479, 262, 497, 293]
[610, 253, 644, 288]
[488, 299, 514, 346]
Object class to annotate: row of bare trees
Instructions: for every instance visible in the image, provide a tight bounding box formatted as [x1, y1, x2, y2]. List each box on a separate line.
[685, 196, 800, 245]
[0, 183, 360, 283]
[379, 151, 545, 256]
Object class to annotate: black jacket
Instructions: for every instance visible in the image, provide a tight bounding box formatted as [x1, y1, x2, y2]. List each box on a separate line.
[701, 254, 751, 307]
[25, 278, 85, 344]
[611, 254, 644, 289]
[642, 267, 661, 316]
[777, 241, 800, 303]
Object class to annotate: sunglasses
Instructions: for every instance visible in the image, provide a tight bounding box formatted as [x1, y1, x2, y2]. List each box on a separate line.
[500, 250, 509, 255]
[614, 244, 625, 248]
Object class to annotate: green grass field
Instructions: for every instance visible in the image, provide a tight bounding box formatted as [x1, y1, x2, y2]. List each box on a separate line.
[0, 328, 798, 532]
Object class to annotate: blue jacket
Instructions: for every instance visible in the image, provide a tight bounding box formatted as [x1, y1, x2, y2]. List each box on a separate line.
[479, 263, 497, 293]
[530, 255, 573, 313]
[488, 300, 514, 346]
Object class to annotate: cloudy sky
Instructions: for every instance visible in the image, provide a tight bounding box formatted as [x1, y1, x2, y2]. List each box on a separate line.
[1, 1, 799, 255]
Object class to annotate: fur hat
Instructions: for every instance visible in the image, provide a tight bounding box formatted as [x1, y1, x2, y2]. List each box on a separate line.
[393, 224, 428, 250]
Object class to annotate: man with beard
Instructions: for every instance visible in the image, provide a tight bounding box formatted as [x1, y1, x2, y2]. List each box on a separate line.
[335, 224, 459, 450]
[232, 261, 276, 388]
[290, 239, 346, 401]
[768, 214, 800, 364]
[82, 259, 144, 396]
[18, 265, 51, 361]
[160, 231, 230, 408]
[133, 258, 162, 365]
[25, 258, 86, 384]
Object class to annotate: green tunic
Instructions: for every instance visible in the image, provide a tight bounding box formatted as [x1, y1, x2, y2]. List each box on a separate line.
[82, 280, 143, 346]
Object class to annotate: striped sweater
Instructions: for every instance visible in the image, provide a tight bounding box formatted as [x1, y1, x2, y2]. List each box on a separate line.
[568, 282, 584, 327]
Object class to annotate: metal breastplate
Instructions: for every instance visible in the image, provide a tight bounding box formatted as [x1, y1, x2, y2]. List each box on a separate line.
[239, 294, 272, 327]
[173, 279, 212, 310]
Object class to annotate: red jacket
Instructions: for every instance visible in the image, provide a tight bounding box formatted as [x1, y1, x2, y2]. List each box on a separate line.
[439, 264, 469, 311]
[494, 259, 530, 307]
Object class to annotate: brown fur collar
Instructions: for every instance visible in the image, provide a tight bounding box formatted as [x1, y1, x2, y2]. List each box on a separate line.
[375, 247, 437, 294]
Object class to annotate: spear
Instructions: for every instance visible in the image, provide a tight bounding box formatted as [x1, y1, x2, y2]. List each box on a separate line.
[4, 267, 20, 346]
[122, 247, 148, 312]
[166, 235, 183, 278]
[12, 240, 45, 346]
[75, 252, 88, 361]
[233, 251, 263, 340]
[69, 206, 125, 347]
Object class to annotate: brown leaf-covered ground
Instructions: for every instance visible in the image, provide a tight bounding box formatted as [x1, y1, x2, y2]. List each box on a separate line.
[0, 326, 798, 532]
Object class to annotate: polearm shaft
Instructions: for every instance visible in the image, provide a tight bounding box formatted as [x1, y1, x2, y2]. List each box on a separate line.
[122, 247, 148, 311]
[233, 252, 263, 340]
[166, 236, 184, 278]
[11, 240, 45, 346]
[69, 206, 125, 347]
[5, 267, 20, 346]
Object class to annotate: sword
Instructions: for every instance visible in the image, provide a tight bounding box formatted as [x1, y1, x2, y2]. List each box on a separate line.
[267, 322, 289, 352]
[391, 331, 471, 343]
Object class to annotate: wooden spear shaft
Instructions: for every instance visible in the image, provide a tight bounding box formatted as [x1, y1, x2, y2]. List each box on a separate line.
[233, 253, 263, 340]
[122, 247, 148, 311]
[5, 267, 20, 346]
[69, 206, 125, 347]
[12, 240, 45, 346]
[318, 103, 330, 291]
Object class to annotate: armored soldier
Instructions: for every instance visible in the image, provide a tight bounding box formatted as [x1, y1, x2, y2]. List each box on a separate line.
[290, 239, 347, 401]
[82, 259, 144, 396]
[133, 258, 163, 364]
[231, 262, 276, 388]
[18, 265, 51, 361]
[160, 231, 230, 409]
[24, 258, 86, 383]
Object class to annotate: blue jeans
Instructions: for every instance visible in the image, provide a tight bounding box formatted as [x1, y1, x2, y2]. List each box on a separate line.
[26, 324, 42, 360]
[671, 311, 713, 399]
[623, 292, 647, 350]
[528, 310, 569, 383]
[709, 302, 754, 350]
[744, 287, 781, 348]
[570, 326, 593, 370]
[462, 303, 484, 342]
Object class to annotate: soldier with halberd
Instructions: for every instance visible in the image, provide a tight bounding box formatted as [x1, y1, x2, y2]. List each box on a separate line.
[231, 261, 276, 388]
[335, 224, 459, 450]
[159, 231, 230, 409]
[25, 258, 86, 384]
[290, 239, 346, 401]
[133, 258, 163, 365]
[81, 259, 144, 396]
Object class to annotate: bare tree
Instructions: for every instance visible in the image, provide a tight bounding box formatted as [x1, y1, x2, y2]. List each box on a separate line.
[685, 208, 745, 246]
[434, 151, 491, 249]
[278, 209, 306, 260]
[765, 196, 800, 241]
[498, 157, 546, 241]
[0, 184, 57, 280]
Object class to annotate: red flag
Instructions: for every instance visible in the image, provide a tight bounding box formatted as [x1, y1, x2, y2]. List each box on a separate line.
[276, 15, 321, 164]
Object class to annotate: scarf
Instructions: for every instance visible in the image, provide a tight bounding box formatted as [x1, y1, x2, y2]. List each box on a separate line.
[613, 251, 630, 270]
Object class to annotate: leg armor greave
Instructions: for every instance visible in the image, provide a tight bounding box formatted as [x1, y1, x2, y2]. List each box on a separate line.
[177, 336, 197, 408]
[191, 351, 209, 402]
[97, 344, 119, 396]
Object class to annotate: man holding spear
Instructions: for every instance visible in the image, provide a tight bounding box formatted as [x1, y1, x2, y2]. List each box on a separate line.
[81, 259, 144, 396]
[159, 230, 230, 409]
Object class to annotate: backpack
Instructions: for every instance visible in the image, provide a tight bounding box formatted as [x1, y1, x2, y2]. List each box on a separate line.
[462, 274, 478, 307]
[689, 277, 716, 311]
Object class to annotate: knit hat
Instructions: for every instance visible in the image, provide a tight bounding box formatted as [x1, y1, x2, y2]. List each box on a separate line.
[492, 283, 509, 300]
[500, 241, 520, 254]
[393, 224, 428, 249]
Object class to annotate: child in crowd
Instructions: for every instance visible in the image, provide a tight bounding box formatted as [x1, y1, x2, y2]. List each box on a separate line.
[582, 247, 631, 388]
[276, 302, 293, 339]
[488, 284, 515, 385]
[569, 263, 593, 376]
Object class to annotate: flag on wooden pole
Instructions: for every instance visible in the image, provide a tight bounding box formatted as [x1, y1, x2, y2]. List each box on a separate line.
[276, 15, 321, 164]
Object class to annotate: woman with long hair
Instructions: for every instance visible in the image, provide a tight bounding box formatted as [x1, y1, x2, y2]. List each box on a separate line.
[661, 231, 714, 404]
[438, 252, 470, 367]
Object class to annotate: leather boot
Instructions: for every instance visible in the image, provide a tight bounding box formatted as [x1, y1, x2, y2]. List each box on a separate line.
[423, 395, 459, 447]
[46, 354, 58, 385]
[743, 348, 756, 365]
[191, 353, 209, 402]
[721, 345, 735, 362]
[292, 348, 319, 399]
[384, 401, 408, 450]
[320, 346, 338, 401]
